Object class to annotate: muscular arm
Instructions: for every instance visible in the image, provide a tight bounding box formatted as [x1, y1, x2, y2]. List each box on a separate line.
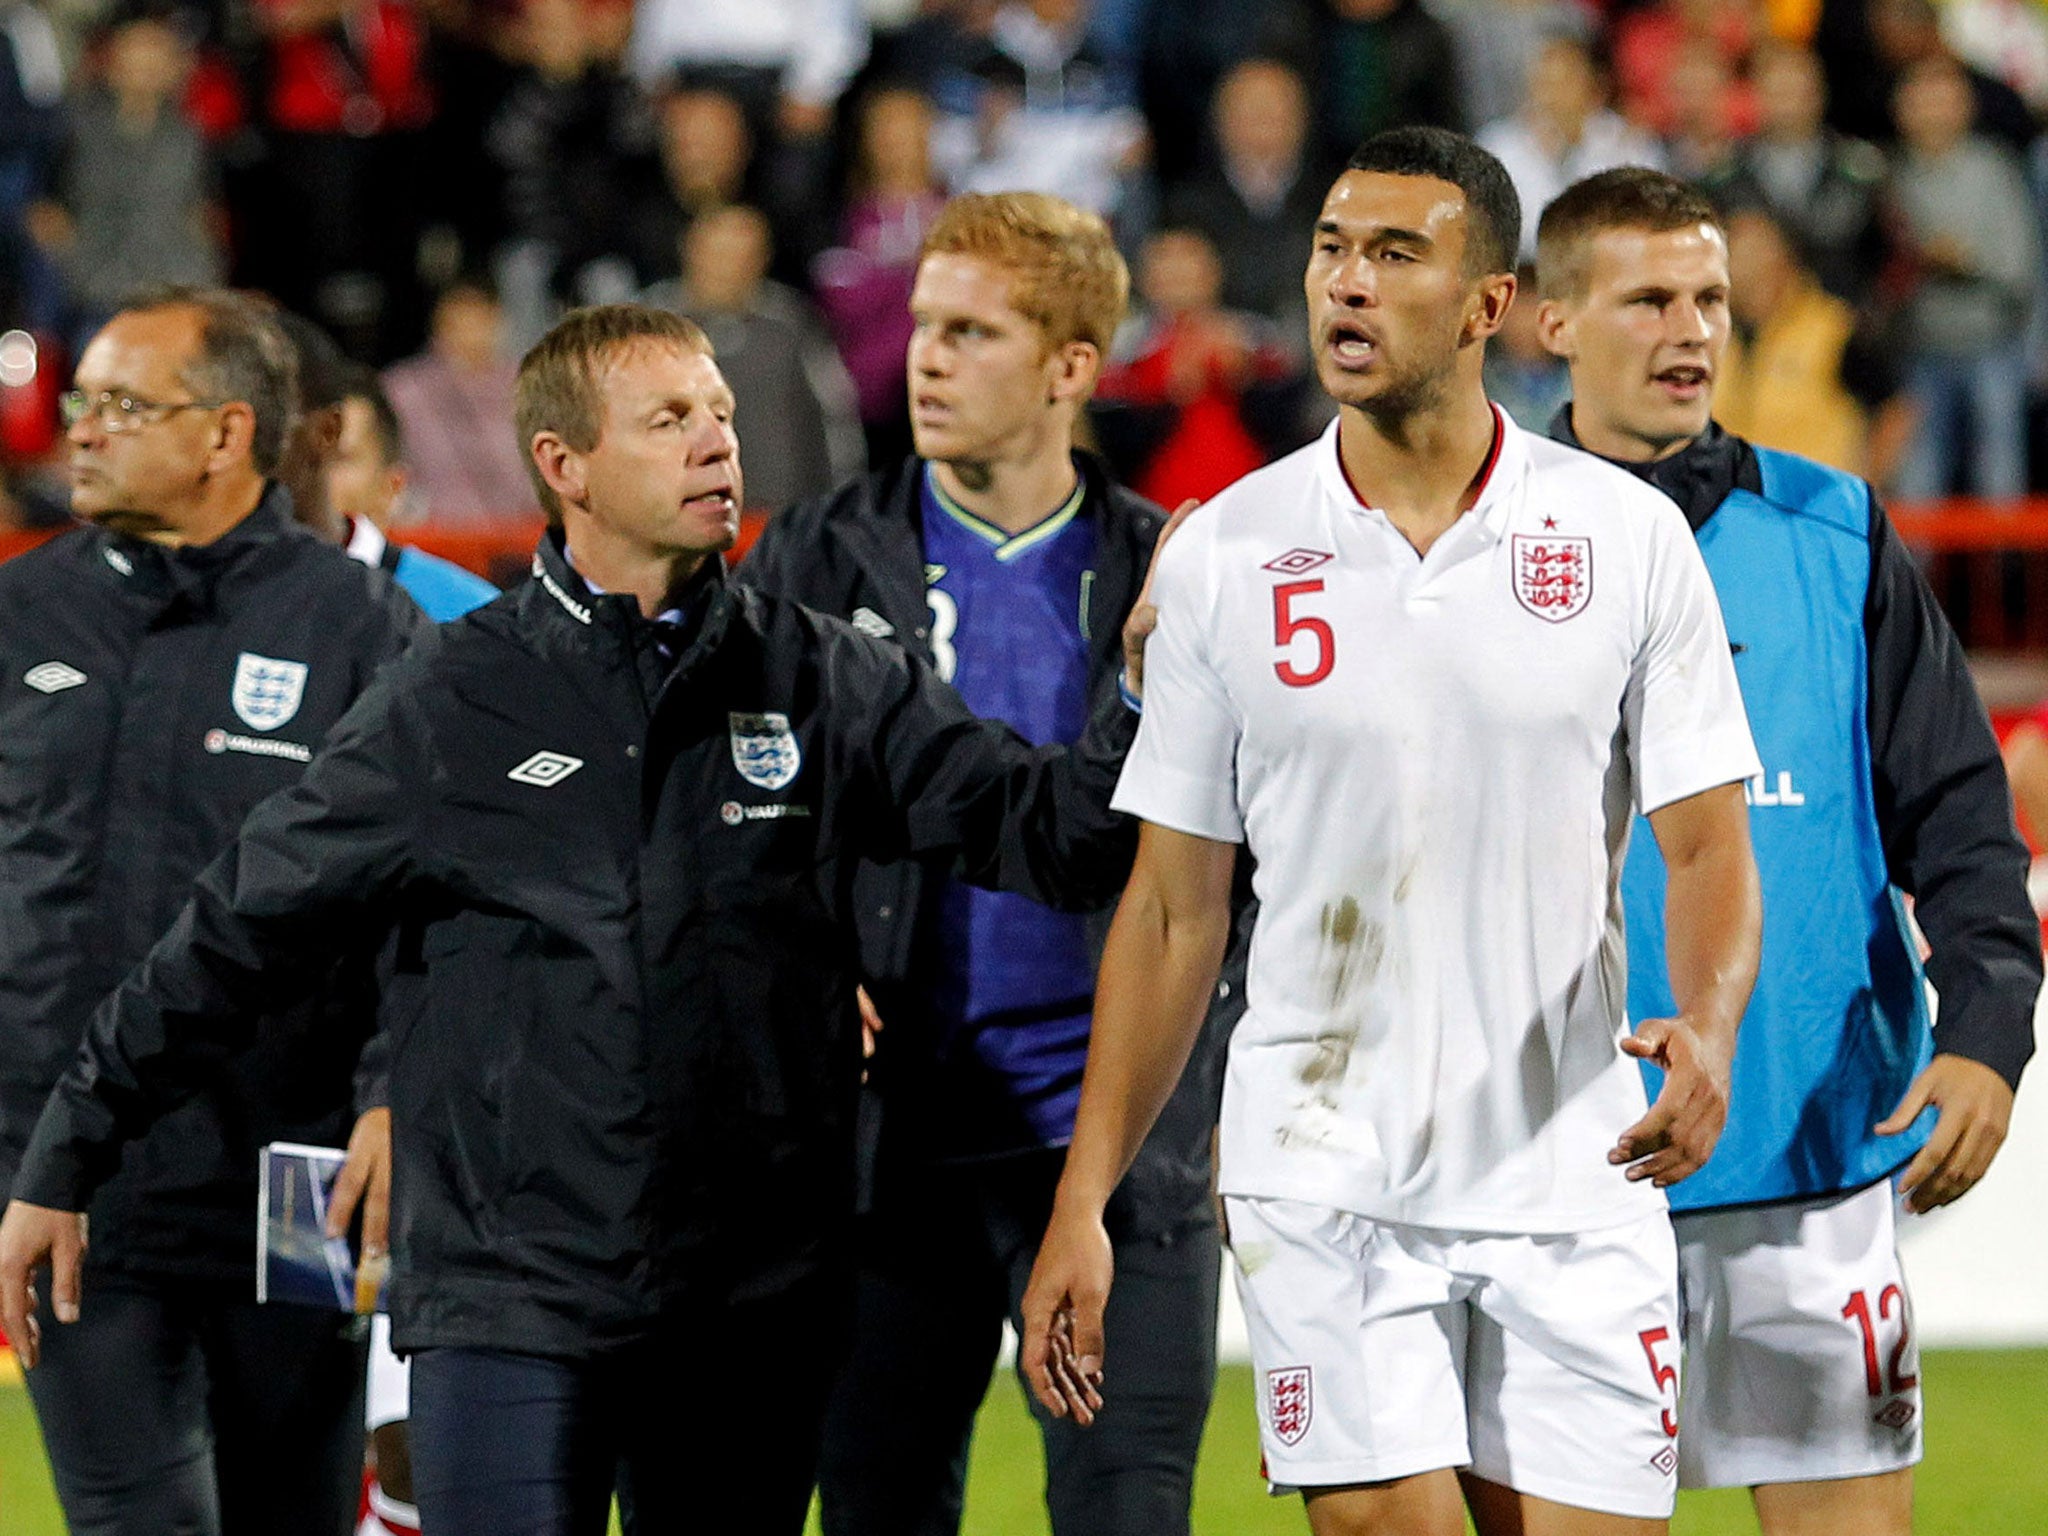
[1019, 821, 1237, 1421]
[1616, 781, 1761, 1186]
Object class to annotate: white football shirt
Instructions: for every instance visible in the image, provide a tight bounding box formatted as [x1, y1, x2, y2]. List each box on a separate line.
[1115, 410, 1760, 1234]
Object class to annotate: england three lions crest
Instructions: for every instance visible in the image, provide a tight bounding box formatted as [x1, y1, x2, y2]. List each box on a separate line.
[231, 652, 309, 731]
[729, 711, 801, 790]
[1266, 1366, 1312, 1447]
[1512, 534, 1593, 623]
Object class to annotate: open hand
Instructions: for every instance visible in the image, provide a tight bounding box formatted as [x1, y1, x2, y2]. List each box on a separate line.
[1613, 1015, 1733, 1186]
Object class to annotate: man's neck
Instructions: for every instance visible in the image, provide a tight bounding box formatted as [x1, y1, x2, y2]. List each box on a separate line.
[1336, 389, 1499, 556]
[134, 476, 267, 548]
[563, 523, 708, 618]
[931, 439, 1080, 538]
[1564, 401, 1691, 466]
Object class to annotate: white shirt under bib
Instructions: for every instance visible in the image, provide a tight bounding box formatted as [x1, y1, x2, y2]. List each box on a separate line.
[1115, 410, 1760, 1235]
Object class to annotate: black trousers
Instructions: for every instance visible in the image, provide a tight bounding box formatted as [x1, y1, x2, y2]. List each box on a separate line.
[23, 1271, 367, 1536]
[816, 1148, 1220, 1536]
[409, 1276, 852, 1536]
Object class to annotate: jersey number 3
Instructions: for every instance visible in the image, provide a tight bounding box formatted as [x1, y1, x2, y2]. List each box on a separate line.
[1273, 581, 1334, 688]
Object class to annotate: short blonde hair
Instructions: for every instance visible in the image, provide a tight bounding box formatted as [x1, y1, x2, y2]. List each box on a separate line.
[920, 192, 1129, 356]
[515, 304, 711, 526]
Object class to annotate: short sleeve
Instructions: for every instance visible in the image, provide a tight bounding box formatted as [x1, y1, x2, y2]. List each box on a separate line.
[1110, 535, 1246, 842]
[1623, 496, 1761, 814]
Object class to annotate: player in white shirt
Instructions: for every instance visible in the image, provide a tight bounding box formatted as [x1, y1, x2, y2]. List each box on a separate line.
[1021, 127, 1764, 1536]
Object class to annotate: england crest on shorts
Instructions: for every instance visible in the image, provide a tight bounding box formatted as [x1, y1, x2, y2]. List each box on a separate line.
[231, 652, 309, 731]
[1511, 533, 1593, 623]
[1266, 1366, 1312, 1447]
[729, 711, 801, 790]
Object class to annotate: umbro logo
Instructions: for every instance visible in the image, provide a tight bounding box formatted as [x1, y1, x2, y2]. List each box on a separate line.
[1650, 1445, 1677, 1476]
[507, 751, 585, 787]
[24, 662, 87, 694]
[1262, 548, 1334, 576]
[850, 606, 895, 639]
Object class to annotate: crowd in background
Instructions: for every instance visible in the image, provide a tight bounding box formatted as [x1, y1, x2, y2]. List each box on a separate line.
[4, 0, 2048, 530]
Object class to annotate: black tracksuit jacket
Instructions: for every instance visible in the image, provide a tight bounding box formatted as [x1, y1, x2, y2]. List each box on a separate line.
[743, 454, 1249, 1238]
[13, 533, 1139, 1358]
[0, 487, 425, 1279]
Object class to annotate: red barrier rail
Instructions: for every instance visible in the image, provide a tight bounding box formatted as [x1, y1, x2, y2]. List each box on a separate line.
[1, 500, 2044, 645]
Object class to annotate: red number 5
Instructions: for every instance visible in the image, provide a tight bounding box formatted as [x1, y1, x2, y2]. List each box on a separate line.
[1273, 580, 1335, 687]
[1638, 1327, 1679, 1438]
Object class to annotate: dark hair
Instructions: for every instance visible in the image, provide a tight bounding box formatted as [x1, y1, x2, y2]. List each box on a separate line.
[1344, 127, 1521, 278]
[1535, 167, 1722, 301]
[340, 363, 404, 465]
[123, 285, 298, 475]
[276, 310, 353, 413]
[516, 304, 713, 527]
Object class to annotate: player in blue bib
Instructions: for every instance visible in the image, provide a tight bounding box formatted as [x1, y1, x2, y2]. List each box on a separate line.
[1537, 169, 2038, 1535]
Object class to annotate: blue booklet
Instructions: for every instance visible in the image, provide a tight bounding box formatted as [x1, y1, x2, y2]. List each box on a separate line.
[257, 1141, 385, 1313]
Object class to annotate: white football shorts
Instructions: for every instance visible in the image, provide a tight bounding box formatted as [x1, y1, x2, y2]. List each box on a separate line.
[366, 1311, 412, 1432]
[1673, 1177, 1923, 1489]
[1226, 1195, 1683, 1520]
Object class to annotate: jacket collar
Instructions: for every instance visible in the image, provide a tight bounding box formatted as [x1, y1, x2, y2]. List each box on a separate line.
[91, 481, 300, 608]
[1546, 403, 1761, 531]
[530, 528, 732, 663]
[854, 450, 1159, 673]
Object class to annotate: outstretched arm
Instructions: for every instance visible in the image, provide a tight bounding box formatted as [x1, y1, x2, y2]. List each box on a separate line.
[1019, 821, 1237, 1423]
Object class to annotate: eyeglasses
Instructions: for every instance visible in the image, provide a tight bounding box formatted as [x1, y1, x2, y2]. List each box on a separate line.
[60, 390, 228, 433]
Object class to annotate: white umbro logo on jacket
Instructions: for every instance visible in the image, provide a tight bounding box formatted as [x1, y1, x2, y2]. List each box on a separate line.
[507, 751, 585, 787]
[24, 662, 87, 694]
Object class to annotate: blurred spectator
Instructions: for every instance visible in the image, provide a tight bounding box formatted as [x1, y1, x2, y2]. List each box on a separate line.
[246, 0, 436, 360]
[1661, 35, 1743, 178]
[1888, 54, 2036, 499]
[0, 0, 65, 332]
[488, 0, 664, 351]
[1091, 226, 1309, 506]
[1163, 56, 1324, 341]
[1478, 34, 1664, 261]
[627, 86, 756, 286]
[1612, 0, 1761, 140]
[1943, 0, 2048, 118]
[626, 0, 868, 273]
[1434, 0, 1598, 133]
[627, 0, 868, 133]
[811, 84, 945, 467]
[1485, 264, 1571, 429]
[1699, 41, 1889, 304]
[931, 0, 1150, 221]
[381, 275, 538, 522]
[643, 202, 862, 511]
[1868, 0, 2037, 151]
[1137, 0, 1281, 186]
[1288, 0, 1464, 169]
[1715, 205, 1916, 485]
[28, 13, 221, 346]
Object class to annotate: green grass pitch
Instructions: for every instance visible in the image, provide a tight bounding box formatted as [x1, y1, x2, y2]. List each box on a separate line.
[5, 1352, 2045, 1532]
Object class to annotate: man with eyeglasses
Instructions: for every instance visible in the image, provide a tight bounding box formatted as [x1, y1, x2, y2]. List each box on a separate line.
[0, 288, 425, 1536]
